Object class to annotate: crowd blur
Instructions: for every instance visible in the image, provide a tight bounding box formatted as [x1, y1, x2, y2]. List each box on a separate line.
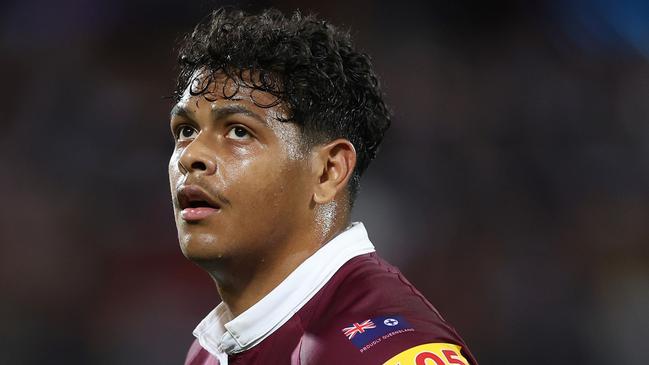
[1, 0, 647, 364]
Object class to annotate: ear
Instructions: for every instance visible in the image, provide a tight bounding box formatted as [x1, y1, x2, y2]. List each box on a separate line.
[311, 139, 357, 204]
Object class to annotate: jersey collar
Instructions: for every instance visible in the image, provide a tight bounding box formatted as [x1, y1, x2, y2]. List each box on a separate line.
[192, 222, 375, 357]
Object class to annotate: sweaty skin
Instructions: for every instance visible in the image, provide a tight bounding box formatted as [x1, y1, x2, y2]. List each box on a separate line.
[168, 72, 356, 317]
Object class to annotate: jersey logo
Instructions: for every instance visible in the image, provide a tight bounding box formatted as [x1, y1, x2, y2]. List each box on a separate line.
[341, 315, 414, 351]
[383, 343, 470, 365]
[342, 319, 377, 339]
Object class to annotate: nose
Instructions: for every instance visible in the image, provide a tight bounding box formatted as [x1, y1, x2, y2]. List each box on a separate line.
[178, 140, 217, 176]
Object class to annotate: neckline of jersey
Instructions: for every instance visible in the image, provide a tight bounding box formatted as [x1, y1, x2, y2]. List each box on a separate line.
[192, 221, 376, 356]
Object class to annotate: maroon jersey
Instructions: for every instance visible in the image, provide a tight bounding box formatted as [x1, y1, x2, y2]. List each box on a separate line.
[186, 223, 478, 365]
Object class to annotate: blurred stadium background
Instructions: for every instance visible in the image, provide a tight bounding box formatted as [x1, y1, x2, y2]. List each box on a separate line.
[1, 0, 648, 363]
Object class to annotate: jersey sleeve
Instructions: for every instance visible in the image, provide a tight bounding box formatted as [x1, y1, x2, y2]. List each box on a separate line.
[293, 312, 478, 365]
[382, 342, 473, 365]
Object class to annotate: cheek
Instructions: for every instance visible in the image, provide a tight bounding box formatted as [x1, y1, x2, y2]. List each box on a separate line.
[257, 164, 308, 215]
[226, 157, 294, 208]
[232, 161, 277, 201]
[168, 152, 184, 209]
[168, 151, 182, 182]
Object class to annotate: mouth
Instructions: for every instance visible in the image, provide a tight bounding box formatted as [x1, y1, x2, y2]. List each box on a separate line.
[177, 185, 221, 222]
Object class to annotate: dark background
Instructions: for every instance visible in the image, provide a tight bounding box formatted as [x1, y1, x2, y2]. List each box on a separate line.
[1, 0, 648, 363]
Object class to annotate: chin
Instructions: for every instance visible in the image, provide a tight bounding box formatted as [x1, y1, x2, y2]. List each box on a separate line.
[178, 233, 229, 262]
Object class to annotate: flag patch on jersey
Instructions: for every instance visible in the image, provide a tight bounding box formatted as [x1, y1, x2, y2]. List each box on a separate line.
[341, 315, 414, 350]
[342, 319, 377, 339]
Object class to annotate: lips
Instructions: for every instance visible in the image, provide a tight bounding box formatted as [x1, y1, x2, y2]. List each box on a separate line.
[177, 185, 221, 221]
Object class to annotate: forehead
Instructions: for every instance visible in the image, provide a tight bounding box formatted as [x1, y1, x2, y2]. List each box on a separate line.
[175, 70, 286, 119]
[173, 70, 306, 158]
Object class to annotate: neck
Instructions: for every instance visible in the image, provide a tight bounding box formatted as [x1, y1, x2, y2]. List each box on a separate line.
[209, 216, 351, 318]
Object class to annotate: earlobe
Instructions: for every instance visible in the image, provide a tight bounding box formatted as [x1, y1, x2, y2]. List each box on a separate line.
[312, 139, 356, 204]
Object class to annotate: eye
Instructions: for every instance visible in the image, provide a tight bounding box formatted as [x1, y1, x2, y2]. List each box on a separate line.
[226, 126, 251, 140]
[176, 125, 198, 141]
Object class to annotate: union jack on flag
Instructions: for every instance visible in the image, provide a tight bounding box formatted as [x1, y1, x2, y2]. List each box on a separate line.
[342, 319, 376, 339]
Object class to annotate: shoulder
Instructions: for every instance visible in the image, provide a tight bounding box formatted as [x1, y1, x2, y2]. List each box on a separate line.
[313, 253, 444, 323]
[293, 254, 478, 364]
[294, 312, 477, 365]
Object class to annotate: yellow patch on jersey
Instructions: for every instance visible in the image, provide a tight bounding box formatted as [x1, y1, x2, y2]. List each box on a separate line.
[383, 343, 469, 365]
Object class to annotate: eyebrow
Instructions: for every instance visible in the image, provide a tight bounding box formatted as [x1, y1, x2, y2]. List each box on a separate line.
[170, 103, 268, 126]
[170, 104, 191, 120]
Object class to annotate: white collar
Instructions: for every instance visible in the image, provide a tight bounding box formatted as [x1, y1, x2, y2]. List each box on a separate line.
[192, 222, 375, 357]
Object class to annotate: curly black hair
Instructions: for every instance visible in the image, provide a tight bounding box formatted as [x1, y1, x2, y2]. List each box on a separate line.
[174, 7, 391, 203]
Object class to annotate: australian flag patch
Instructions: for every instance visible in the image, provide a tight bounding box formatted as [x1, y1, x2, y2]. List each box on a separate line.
[341, 315, 414, 350]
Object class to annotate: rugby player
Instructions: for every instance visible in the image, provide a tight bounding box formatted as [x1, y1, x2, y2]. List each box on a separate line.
[168, 8, 478, 365]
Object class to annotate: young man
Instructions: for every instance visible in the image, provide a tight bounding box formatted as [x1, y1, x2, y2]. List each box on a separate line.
[169, 8, 478, 365]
